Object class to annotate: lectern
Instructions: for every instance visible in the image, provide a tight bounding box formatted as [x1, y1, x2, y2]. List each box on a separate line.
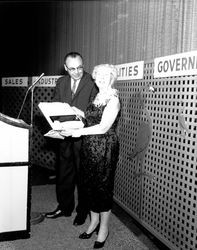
[0, 112, 31, 241]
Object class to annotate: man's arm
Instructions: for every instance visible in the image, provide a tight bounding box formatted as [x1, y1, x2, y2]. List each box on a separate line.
[52, 81, 61, 102]
[89, 82, 98, 102]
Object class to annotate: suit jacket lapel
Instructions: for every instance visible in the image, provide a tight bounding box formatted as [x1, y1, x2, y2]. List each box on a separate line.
[65, 77, 72, 103]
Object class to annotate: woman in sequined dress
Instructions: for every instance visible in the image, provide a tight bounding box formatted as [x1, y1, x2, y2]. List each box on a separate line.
[61, 64, 120, 248]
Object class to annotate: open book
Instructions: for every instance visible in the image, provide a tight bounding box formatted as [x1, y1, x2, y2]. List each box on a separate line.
[38, 102, 84, 139]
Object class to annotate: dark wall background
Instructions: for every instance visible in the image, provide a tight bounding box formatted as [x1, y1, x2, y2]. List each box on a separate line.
[0, 1, 65, 112]
[0, 1, 63, 77]
[1, 0, 197, 79]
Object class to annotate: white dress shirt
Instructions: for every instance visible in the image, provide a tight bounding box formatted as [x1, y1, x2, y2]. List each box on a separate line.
[71, 78, 80, 94]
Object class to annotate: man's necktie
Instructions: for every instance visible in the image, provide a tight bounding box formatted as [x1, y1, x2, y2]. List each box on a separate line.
[71, 80, 77, 99]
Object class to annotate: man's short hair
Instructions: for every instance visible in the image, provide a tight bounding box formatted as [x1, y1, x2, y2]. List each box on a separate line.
[64, 52, 83, 64]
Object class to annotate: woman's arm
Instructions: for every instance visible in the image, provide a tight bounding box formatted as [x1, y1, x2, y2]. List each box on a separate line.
[71, 96, 120, 137]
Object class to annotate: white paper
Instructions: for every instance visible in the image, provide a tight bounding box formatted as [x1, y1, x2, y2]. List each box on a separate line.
[38, 102, 75, 117]
[38, 102, 84, 129]
[38, 102, 84, 139]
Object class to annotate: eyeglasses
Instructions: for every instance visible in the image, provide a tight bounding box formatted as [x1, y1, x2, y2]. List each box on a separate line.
[66, 65, 84, 73]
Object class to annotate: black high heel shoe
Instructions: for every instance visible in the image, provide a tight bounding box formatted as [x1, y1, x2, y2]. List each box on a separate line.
[79, 224, 100, 239]
[93, 232, 109, 249]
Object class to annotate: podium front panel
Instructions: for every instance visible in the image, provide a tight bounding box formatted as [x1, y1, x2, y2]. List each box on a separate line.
[0, 166, 28, 233]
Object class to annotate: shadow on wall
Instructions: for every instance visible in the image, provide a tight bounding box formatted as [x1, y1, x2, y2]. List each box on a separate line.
[119, 83, 155, 178]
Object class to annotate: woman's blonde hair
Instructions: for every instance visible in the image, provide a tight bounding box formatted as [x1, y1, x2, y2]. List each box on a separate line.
[92, 64, 118, 87]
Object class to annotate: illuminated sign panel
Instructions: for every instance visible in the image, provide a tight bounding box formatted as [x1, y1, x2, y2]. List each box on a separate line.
[2, 77, 28, 87]
[116, 61, 144, 80]
[31, 76, 62, 87]
[154, 51, 197, 78]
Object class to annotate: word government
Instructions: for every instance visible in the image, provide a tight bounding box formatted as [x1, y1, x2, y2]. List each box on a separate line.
[157, 55, 197, 73]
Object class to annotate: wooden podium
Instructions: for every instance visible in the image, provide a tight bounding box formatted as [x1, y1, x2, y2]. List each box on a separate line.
[0, 112, 31, 241]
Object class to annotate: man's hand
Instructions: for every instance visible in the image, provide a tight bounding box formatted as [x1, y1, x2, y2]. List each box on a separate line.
[53, 121, 62, 130]
[72, 106, 85, 118]
[71, 129, 82, 137]
[59, 129, 73, 137]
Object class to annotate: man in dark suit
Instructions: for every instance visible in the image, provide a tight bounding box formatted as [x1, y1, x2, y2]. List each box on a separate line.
[45, 52, 98, 226]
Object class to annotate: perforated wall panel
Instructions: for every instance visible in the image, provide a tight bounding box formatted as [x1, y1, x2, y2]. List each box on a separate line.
[114, 61, 197, 250]
[31, 87, 57, 169]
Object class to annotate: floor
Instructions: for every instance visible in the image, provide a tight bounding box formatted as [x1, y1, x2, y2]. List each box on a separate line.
[31, 165, 170, 250]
